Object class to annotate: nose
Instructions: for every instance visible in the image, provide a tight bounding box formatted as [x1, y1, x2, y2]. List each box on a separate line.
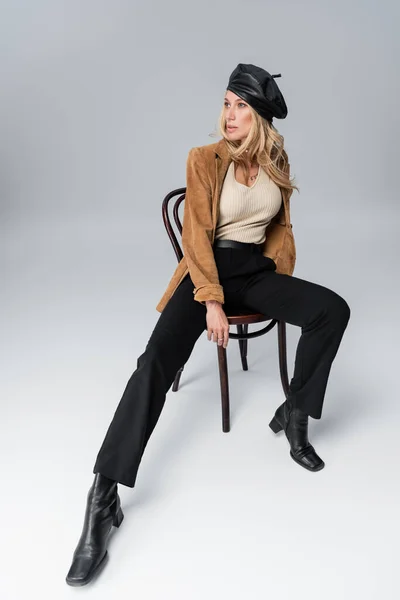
[226, 104, 236, 121]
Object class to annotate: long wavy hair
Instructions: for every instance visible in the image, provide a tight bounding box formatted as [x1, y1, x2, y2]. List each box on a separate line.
[210, 99, 299, 196]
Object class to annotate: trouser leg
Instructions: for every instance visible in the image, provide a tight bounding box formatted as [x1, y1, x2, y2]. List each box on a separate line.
[93, 274, 207, 487]
[240, 268, 351, 419]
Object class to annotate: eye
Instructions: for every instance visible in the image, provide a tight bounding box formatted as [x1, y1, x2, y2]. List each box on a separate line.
[224, 102, 247, 108]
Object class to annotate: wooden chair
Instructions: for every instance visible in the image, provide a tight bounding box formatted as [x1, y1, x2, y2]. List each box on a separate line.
[161, 187, 290, 433]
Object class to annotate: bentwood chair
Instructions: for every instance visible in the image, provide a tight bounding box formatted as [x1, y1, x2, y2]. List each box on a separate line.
[161, 187, 290, 433]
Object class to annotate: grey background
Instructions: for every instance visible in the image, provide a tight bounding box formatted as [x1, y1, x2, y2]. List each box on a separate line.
[1, 0, 399, 598]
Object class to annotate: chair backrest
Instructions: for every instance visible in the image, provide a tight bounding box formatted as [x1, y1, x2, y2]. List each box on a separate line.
[161, 187, 187, 264]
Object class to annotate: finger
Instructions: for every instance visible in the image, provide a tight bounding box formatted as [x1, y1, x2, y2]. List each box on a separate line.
[223, 328, 229, 348]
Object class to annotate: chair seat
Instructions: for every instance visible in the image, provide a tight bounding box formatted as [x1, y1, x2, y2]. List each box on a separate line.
[223, 305, 272, 325]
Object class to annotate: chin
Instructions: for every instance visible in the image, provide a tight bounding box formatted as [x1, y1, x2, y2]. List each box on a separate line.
[226, 131, 240, 140]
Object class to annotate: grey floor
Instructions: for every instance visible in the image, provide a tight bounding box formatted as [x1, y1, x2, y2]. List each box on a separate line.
[2, 210, 398, 599]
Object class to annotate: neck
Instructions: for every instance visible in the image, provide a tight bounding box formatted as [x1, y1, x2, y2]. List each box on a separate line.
[243, 151, 257, 168]
[247, 159, 258, 169]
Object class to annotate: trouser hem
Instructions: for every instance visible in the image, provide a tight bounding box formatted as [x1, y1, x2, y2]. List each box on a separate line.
[93, 467, 136, 489]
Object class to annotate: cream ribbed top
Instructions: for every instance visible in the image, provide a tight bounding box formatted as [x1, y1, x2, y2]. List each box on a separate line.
[215, 161, 282, 244]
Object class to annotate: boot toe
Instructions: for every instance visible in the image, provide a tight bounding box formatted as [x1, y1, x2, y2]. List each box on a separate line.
[290, 445, 325, 472]
[66, 551, 108, 587]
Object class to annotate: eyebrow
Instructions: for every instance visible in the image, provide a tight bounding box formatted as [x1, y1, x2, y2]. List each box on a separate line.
[224, 97, 247, 103]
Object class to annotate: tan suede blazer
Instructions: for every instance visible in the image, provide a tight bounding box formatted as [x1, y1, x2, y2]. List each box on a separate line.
[155, 138, 296, 313]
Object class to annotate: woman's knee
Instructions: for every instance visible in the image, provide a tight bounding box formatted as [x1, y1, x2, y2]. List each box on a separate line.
[325, 290, 351, 326]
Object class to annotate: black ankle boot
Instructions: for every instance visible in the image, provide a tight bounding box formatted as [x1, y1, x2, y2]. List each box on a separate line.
[65, 473, 124, 586]
[269, 399, 325, 472]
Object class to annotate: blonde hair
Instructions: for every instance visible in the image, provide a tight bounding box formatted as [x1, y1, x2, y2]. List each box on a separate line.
[210, 99, 299, 195]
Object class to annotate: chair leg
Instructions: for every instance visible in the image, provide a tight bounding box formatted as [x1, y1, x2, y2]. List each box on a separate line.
[237, 324, 249, 371]
[172, 366, 184, 392]
[277, 320, 290, 398]
[217, 345, 230, 432]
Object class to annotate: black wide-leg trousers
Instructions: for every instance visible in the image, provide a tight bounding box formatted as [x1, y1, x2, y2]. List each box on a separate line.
[93, 244, 350, 487]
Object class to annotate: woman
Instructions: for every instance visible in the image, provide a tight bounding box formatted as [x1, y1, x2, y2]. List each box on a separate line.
[66, 63, 350, 586]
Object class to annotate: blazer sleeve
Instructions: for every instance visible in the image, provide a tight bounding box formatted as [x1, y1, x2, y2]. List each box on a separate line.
[181, 146, 225, 307]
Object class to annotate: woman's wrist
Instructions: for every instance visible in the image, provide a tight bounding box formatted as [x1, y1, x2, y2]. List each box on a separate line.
[205, 299, 222, 309]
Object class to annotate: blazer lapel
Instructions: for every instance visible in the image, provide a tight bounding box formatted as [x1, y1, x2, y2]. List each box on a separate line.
[212, 139, 232, 239]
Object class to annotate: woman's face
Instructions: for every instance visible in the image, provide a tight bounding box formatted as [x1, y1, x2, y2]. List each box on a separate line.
[224, 90, 253, 142]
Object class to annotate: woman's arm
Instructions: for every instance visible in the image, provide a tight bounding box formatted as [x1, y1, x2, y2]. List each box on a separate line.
[181, 147, 224, 307]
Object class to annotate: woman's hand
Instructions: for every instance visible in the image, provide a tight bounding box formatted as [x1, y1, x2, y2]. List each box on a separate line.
[205, 301, 230, 348]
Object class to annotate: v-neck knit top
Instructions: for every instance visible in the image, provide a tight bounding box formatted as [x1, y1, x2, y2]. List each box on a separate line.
[214, 161, 282, 245]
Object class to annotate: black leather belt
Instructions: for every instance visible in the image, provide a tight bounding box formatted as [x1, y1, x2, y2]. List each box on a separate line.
[213, 239, 264, 252]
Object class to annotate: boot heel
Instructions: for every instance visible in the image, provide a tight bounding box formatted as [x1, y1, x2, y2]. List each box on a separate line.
[269, 416, 283, 434]
[113, 507, 124, 528]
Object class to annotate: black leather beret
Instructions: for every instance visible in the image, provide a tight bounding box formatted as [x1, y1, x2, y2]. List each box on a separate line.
[227, 63, 288, 121]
